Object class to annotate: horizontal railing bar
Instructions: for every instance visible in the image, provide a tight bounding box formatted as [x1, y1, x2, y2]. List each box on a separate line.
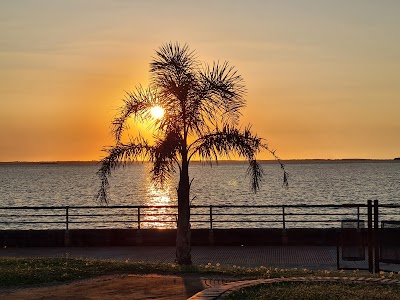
[0, 213, 378, 218]
[0, 203, 398, 230]
[0, 220, 345, 224]
[69, 221, 135, 224]
[68, 214, 176, 217]
[190, 214, 212, 216]
[0, 219, 336, 224]
[0, 221, 65, 224]
[0, 207, 67, 210]
[0, 214, 65, 218]
[0, 204, 369, 210]
[0, 206, 178, 210]
[68, 206, 177, 209]
[0, 219, 375, 223]
[68, 214, 136, 217]
[285, 213, 360, 216]
[210, 220, 343, 223]
[208, 213, 357, 216]
[75, 220, 176, 223]
[210, 213, 283, 216]
[194, 204, 368, 208]
[286, 220, 344, 223]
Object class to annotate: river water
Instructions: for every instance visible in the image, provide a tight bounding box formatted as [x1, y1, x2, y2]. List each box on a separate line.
[0, 161, 399, 229]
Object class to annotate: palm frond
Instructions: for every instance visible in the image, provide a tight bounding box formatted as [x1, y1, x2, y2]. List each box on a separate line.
[247, 159, 264, 192]
[96, 138, 153, 204]
[151, 129, 182, 186]
[198, 61, 246, 126]
[189, 125, 261, 161]
[261, 143, 289, 188]
[150, 42, 198, 102]
[189, 125, 263, 191]
[150, 42, 197, 77]
[112, 85, 156, 142]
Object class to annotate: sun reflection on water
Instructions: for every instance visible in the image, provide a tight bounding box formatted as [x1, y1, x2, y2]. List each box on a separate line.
[147, 183, 172, 206]
[144, 181, 177, 229]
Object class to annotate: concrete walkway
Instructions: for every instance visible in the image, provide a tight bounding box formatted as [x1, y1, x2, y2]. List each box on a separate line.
[0, 245, 372, 270]
[189, 276, 400, 300]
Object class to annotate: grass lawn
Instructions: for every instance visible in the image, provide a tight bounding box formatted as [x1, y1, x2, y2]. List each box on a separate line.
[225, 282, 400, 300]
[1, 256, 399, 299]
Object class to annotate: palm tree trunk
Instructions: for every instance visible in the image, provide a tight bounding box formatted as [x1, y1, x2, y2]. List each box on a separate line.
[176, 158, 192, 265]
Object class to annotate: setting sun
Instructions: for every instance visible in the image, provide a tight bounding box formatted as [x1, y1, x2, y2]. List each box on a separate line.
[150, 106, 165, 119]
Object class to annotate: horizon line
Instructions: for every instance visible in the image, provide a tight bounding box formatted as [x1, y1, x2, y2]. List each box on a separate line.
[0, 158, 399, 164]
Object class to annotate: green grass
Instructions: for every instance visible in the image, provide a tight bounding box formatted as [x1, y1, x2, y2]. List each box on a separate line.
[0, 257, 185, 287]
[0, 257, 399, 289]
[225, 282, 400, 300]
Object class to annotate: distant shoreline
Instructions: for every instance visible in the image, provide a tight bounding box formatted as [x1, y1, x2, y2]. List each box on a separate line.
[0, 159, 399, 165]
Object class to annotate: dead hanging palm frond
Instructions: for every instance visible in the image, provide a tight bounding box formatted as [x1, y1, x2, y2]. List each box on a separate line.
[96, 138, 153, 204]
[260, 142, 289, 188]
[247, 159, 264, 192]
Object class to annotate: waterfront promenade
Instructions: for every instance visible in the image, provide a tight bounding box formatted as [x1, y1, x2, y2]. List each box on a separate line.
[2, 245, 348, 270]
[2, 245, 400, 299]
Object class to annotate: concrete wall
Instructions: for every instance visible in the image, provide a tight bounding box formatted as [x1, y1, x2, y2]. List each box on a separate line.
[0, 228, 340, 247]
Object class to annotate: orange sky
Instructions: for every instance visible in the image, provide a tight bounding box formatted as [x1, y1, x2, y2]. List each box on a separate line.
[0, 1, 399, 161]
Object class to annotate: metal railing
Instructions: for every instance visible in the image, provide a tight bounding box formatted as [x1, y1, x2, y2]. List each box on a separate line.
[2, 203, 399, 230]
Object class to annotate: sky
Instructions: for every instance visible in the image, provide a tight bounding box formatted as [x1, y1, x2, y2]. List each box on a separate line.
[0, 0, 399, 161]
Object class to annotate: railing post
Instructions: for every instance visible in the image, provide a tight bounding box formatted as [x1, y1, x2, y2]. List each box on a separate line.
[282, 205, 288, 244]
[367, 200, 373, 273]
[374, 200, 379, 273]
[64, 206, 70, 247]
[208, 205, 214, 245]
[65, 206, 69, 231]
[135, 207, 143, 245]
[209, 205, 213, 230]
[137, 207, 141, 230]
[282, 206, 286, 230]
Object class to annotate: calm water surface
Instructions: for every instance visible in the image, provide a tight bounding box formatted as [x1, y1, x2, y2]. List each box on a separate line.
[0, 161, 399, 229]
[0, 161, 399, 206]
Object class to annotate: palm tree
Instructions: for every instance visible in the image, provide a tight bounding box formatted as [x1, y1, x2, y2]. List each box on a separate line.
[96, 42, 288, 265]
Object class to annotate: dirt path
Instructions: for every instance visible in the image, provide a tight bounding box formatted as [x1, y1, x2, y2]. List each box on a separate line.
[0, 274, 207, 300]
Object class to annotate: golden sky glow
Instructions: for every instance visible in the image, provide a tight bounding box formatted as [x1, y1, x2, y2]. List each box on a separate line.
[0, 1, 399, 161]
